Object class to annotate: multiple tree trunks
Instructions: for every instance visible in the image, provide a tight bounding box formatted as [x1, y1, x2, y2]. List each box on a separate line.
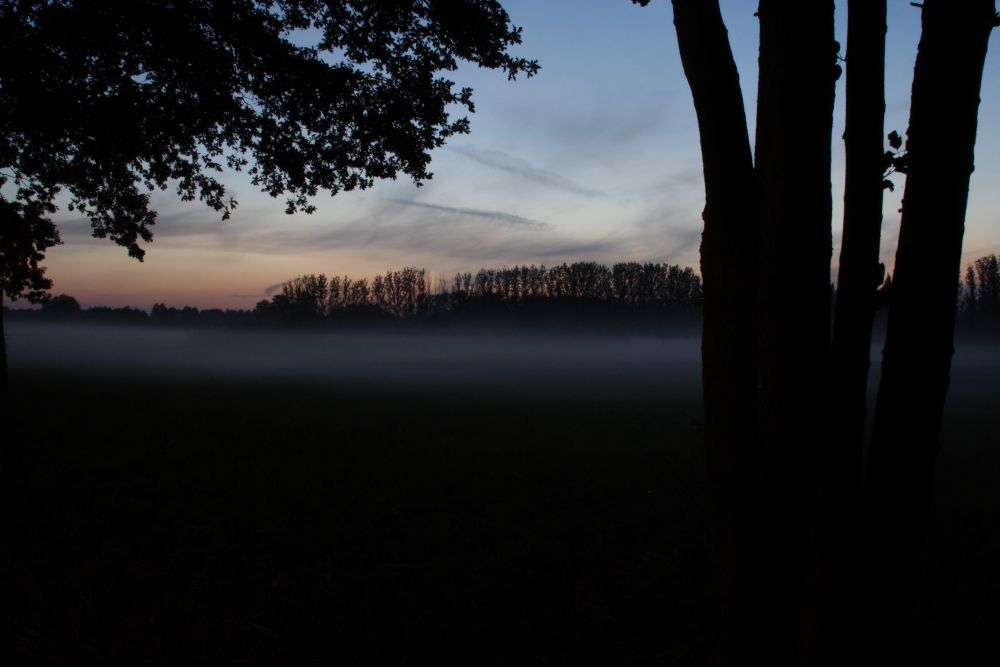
[864, 0, 996, 660]
[672, 0, 994, 664]
[669, 1, 760, 662]
[671, 1, 846, 663]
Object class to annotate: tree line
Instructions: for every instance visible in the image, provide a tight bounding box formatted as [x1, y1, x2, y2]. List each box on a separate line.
[856, 253, 1000, 338]
[14, 254, 1000, 339]
[956, 253, 1000, 336]
[6, 261, 705, 333]
[255, 262, 702, 322]
[960, 253, 1000, 312]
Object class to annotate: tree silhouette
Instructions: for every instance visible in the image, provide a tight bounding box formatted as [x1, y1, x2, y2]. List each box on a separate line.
[962, 264, 979, 314]
[830, 0, 886, 523]
[865, 3, 997, 657]
[958, 254, 1000, 331]
[243, 261, 702, 330]
[753, 5, 838, 662]
[825, 1, 888, 658]
[645, 6, 760, 656]
[635, 0, 996, 663]
[39, 293, 82, 317]
[273, 274, 331, 324]
[0, 0, 537, 386]
[974, 254, 1000, 314]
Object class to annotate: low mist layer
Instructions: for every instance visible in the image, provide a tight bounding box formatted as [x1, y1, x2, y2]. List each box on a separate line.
[9, 320, 996, 411]
[6, 322, 702, 399]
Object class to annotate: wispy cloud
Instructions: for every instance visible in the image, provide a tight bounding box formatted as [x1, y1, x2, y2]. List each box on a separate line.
[386, 198, 552, 231]
[670, 168, 703, 187]
[50, 184, 703, 282]
[451, 146, 604, 198]
[54, 207, 237, 246]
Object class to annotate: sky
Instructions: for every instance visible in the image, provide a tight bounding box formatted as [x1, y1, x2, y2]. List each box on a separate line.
[33, 0, 1000, 310]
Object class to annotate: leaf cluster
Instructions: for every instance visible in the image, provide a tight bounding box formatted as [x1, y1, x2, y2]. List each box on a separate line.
[881, 129, 908, 192]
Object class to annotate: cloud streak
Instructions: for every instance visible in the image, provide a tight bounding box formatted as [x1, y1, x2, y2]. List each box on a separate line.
[451, 146, 604, 198]
[386, 198, 552, 231]
[55, 198, 700, 270]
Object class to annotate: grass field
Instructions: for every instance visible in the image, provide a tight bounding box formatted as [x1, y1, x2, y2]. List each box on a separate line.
[2, 325, 997, 665]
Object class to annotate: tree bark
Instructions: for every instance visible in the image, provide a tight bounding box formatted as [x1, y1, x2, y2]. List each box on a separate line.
[831, 0, 886, 497]
[864, 0, 996, 660]
[669, 2, 760, 662]
[825, 1, 887, 661]
[754, 2, 837, 663]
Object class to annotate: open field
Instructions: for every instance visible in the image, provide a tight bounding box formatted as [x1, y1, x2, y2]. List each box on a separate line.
[2, 324, 998, 665]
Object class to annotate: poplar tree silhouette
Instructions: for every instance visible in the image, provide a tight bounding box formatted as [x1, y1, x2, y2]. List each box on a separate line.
[865, 2, 998, 660]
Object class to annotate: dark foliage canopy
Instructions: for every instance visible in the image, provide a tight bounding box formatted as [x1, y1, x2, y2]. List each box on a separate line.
[0, 0, 537, 300]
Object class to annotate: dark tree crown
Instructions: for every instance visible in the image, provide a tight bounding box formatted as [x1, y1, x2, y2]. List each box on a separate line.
[0, 0, 538, 300]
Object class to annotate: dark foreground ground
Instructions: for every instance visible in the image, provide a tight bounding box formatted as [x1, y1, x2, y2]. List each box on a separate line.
[1, 326, 997, 665]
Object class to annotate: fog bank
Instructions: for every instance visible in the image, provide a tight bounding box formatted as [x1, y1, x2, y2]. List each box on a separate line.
[6, 322, 702, 397]
[8, 322, 996, 404]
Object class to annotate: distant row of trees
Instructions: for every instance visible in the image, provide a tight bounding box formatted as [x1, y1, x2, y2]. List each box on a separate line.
[252, 262, 704, 328]
[955, 254, 1000, 337]
[260, 267, 432, 321]
[12, 254, 1000, 336]
[449, 262, 703, 305]
[960, 254, 1000, 313]
[13, 256, 1000, 337]
[7, 261, 704, 333]
[874, 253, 1000, 334]
[844, 254, 1000, 337]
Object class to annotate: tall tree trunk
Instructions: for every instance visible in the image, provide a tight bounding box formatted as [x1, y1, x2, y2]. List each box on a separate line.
[831, 0, 886, 497]
[754, 2, 837, 663]
[864, 1, 996, 660]
[826, 1, 887, 661]
[669, 1, 760, 662]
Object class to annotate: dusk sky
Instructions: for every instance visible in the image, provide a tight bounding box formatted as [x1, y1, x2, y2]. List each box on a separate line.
[37, 0, 1000, 310]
